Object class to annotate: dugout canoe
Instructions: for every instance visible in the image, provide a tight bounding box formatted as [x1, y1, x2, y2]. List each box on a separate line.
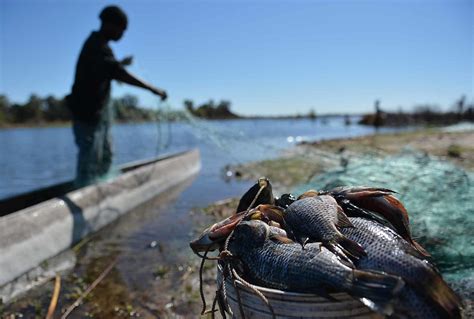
[0, 149, 200, 299]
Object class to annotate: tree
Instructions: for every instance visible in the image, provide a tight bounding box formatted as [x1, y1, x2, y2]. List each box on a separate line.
[184, 99, 194, 114]
[9, 94, 43, 123]
[0, 95, 10, 124]
[44, 95, 70, 121]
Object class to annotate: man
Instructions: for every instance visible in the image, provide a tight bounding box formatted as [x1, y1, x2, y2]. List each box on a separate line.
[68, 5, 166, 187]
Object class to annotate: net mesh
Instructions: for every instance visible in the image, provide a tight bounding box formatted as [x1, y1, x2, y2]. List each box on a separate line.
[294, 148, 474, 288]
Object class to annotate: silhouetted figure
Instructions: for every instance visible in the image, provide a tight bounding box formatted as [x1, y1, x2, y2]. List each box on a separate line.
[344, 114, 351, 126]
[67, 6, 167, 187]
[373, 99, 384, 130]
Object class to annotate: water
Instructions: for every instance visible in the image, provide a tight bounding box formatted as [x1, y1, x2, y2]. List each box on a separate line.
[0, 117, 402, 200]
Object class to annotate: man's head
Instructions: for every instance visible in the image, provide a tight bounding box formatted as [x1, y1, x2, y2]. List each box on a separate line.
[99, 5, 128, 41]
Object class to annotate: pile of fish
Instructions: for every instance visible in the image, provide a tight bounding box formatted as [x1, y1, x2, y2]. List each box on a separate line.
[190, 178, 464, 318]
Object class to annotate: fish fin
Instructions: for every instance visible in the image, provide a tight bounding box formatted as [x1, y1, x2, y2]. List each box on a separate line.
[335, 205, 354, 228]
[291, 235, 310, 250]
[299, 237, 310, 250]
[338, 186, 396, 198]
[335, 235, 367, 260]
[351, 270, 404, 316]
[409, 268, 463, 319]
[235, 178, 274, 213]
[325, 242, 356, 268]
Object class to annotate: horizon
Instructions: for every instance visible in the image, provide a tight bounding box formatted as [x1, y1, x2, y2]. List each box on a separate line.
[1, 0, 472, 116]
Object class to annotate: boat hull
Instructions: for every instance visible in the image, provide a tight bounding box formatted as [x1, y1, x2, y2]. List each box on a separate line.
[0, 149, 201, 298]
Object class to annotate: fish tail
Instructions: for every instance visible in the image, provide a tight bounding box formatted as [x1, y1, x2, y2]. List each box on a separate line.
[415, 270, 463, 318]
[336, 235, 367, 260]
[351, 270, 405, 315]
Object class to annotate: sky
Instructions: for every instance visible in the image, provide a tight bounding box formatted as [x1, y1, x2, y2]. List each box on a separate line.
[0, 0, 472, 115]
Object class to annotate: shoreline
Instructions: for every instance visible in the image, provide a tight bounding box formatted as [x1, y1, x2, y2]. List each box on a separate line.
[230, 128, 474, 193]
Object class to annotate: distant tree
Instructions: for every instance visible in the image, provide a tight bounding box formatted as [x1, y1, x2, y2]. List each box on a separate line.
[112, 94, 155, 122]
[184, 99, 238, 119]
[9, 94, 43, 123]
[113, 94, 138, 121]
[184, 99, 194, 114]
[0, 95, 10, 124]
[44, 95, 70, 121]
[308, 109, 317, 120]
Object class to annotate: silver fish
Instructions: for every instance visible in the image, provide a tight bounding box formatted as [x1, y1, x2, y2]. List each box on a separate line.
[285, 195, 366, 262]
[325, 186, 430, 257]
[228, 220, 404, 315]
[341, 217, 463, 319]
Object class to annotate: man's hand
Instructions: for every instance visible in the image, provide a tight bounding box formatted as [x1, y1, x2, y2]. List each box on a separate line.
[149, 86, 167, 101]
[121, 56, 133, 66]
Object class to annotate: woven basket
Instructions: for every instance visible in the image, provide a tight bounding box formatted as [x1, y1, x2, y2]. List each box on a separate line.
[217, 264, 382, 319]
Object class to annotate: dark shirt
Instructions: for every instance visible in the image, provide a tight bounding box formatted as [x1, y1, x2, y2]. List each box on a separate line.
[68, 31, 125, 123]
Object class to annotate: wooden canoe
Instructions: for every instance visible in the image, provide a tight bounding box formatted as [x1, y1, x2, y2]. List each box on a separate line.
[0, 149, 200, 300]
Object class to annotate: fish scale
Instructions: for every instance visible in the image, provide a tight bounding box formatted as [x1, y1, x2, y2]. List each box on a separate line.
[284, 195, 366, 262]
[230, 227, 356, 293]
[342, 218, 435, 283]
[228, 220, 404, 315]
[341, 217, 462, 319]
[286, 195, 340, 242]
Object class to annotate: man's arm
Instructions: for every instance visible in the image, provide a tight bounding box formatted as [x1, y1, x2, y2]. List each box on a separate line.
[115, 69, 167, 100]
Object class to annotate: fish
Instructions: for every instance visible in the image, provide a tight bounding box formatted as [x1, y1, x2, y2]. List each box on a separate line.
[274, 193, 296, 208]
[284, 195, 367, 262]
[190, 210, 248, 254]
[235, 177, 274, 213]
[190, 204, 287, 254]
[227, 220, 404, 315]
[325, 186, 430, 257]
[340, 217, 463, 319]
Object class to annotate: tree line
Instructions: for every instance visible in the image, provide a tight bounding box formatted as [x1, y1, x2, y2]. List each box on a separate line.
[183, 99, 240, 119]
[0, 94, 247, 127]
[0, 94, 168, 126]
[359, 96, 474, 127]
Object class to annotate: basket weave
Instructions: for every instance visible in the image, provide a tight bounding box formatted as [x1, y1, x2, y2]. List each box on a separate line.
[217, 265, 382, 319]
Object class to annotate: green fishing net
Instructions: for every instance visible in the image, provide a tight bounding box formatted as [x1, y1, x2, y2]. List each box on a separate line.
[294, 148, 474, 293]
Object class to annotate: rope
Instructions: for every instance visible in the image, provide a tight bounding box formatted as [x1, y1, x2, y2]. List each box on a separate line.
[199, 247, 211, 315]
[194, 182, 277, 318]
[231, 268, 276, 319]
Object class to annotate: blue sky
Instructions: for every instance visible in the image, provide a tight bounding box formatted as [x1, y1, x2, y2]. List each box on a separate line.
[1, 0, 472, 115]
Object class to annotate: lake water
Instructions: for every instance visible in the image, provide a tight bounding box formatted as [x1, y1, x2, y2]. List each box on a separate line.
[0, 117, 398, 200]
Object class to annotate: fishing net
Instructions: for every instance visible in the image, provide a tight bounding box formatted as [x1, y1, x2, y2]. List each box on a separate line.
[293, 148, 474, 291]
